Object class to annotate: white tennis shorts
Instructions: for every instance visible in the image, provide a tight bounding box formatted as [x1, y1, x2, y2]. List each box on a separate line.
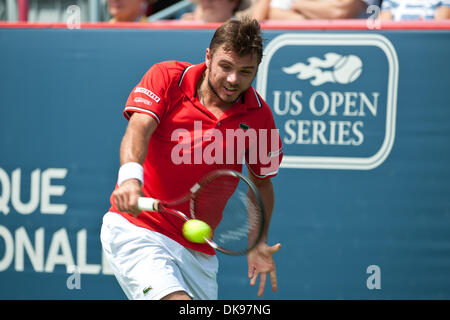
[100, 212, 219, 300]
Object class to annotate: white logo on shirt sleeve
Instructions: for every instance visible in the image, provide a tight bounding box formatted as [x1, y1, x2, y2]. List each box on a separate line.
[133, 97, 152, 106]
[134, 87, 161, 103]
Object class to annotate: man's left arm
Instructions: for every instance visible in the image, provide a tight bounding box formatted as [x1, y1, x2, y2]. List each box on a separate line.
[246, 173, 282, 297]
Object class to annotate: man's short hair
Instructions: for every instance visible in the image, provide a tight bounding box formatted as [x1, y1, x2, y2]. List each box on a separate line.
[209, 17, 263, 65]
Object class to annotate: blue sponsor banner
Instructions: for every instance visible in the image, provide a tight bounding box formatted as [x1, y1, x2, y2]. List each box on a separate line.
[0, 24, 450, 299]
[257, 33, 397, 169]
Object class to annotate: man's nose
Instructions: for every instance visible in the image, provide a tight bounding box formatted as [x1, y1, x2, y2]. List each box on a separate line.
[227, 71, 239, 85]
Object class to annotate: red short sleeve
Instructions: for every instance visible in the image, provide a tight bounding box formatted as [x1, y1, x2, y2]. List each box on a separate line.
[246, 109, 283, 180]
[124, 63, 170, 123]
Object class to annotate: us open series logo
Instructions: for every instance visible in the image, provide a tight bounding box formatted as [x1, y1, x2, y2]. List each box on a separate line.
[256, 34, 399, 170]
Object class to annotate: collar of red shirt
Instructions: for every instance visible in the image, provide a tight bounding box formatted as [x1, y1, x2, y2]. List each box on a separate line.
[177, 62, 263, 115]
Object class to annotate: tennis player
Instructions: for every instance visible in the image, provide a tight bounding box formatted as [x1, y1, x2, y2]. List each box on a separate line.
[100, 17, 283, 300]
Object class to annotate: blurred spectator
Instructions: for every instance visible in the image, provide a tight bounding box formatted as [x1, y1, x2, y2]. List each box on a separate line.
[181, 0, 271, 22]
[108, 0, 148, 22]
[380, 0, 450, 20]
[235, 0, 272, 20]
[269, 0, 382, 20]
[147, 0, 182, 16]
[181, 0, 241, 22]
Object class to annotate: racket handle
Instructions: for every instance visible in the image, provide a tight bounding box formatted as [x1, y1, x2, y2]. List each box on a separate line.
[138, 197, 159, 211]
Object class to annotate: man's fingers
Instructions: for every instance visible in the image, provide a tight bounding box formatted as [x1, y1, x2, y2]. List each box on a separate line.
[257, 272, 267, 297]
[114, 188, 141, 216]
[248, 265, 255, 279]
[114, 179, 142, 215]
[129, 193, 141, 217]
[250, 269, 277, 297]
[114, 192, 127, 212]
[269, 243, 282, 254]
[269, 268, 278, 293]
[250, 271, 258, 286]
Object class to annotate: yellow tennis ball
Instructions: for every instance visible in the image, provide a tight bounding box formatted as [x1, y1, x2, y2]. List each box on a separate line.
[182, 219, 212, 244]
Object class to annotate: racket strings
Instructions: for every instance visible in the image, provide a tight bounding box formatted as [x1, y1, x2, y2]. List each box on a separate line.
[193, 175, 237, 228]
[193, 174, 263, 254]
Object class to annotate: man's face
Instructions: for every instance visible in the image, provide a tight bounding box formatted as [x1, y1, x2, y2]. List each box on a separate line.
[205, 45, 258, 105]
[108, 0, 143, 21]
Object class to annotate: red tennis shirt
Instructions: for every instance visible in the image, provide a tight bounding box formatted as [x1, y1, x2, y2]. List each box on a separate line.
[109, 61, 283, 255]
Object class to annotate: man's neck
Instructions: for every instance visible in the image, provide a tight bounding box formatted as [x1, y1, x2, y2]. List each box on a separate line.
[197, 72, 236, 118]
[197, 71, 237, 111]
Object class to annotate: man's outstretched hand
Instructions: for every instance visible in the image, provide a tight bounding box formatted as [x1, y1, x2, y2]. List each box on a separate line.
[247, 242, 282, 297]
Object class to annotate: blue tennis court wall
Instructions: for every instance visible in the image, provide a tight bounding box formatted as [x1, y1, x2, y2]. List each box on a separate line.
[0, 24, 449, 299]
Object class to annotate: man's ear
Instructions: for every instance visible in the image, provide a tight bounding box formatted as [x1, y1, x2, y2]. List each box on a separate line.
[205, 48, 211, 68]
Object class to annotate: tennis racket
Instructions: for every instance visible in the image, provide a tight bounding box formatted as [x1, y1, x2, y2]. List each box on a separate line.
[137, 169, 265, 255]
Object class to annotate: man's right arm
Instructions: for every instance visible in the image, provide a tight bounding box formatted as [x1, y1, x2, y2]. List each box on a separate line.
[113, 112, 158, 217]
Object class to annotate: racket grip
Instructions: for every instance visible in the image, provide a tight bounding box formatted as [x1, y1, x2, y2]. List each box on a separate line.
[138, 197, 159, 211]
